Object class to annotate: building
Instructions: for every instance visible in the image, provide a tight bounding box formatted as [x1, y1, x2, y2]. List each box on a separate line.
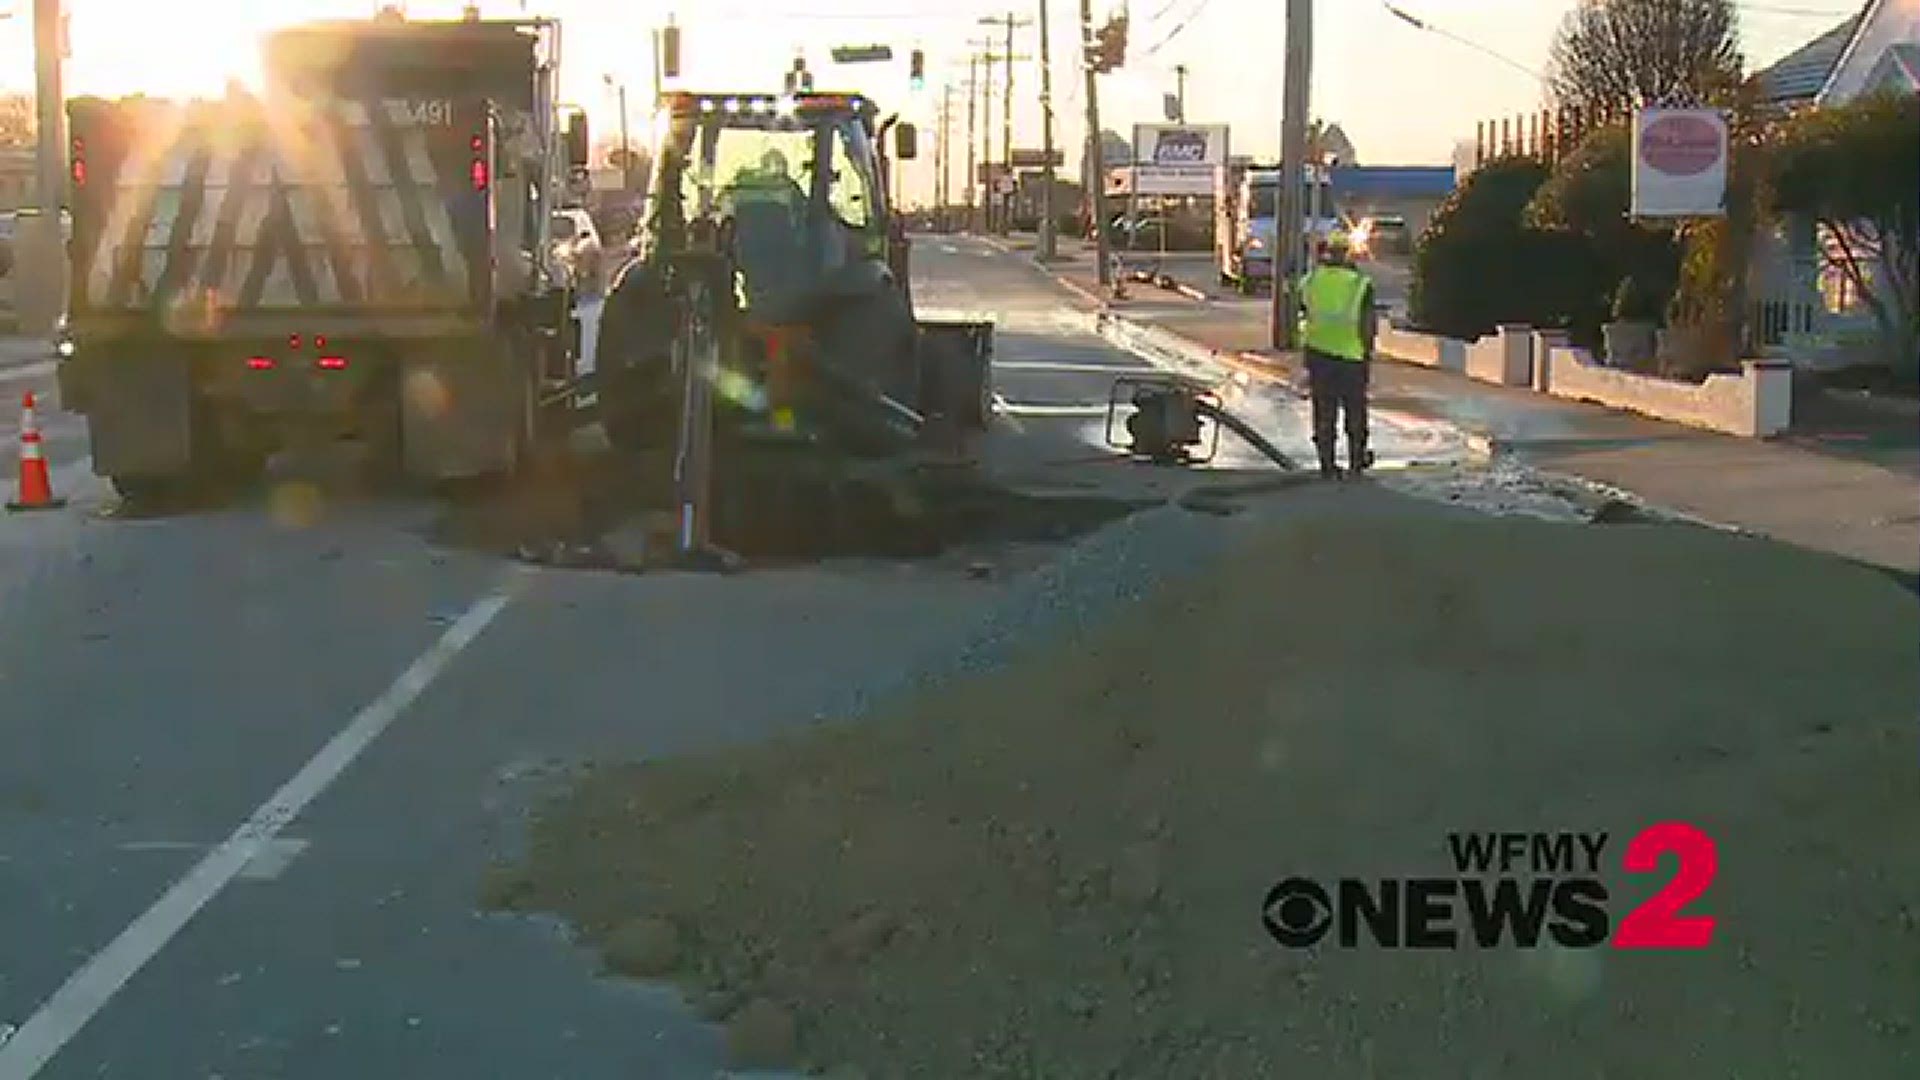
[0, 148, 34, 212]
[1010, 172, 1082, 232]
[1315, 123, 1358, 167]
[1747, 0, 1920, 370]
[1754, 10, 1866, 109]
[1327, 166, 1455, 232]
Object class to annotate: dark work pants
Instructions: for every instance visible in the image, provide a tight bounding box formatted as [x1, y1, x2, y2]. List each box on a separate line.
[1305, 349, 1370, 472]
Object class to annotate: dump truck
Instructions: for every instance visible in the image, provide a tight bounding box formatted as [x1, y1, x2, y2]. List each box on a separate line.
[57, 12, 591, 499]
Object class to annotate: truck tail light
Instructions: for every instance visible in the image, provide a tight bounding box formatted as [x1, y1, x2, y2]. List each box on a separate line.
[470, 133, 488, 191]
[246, 356, 275, 371]
[70, 137, 85, 186]
[316, 356, 349, 370]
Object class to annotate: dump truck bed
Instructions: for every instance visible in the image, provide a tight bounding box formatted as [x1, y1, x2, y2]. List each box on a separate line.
[67, 93, 492, 332]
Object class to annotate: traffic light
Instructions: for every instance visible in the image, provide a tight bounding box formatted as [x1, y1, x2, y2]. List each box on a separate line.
[785, 57, 814, 92]
[1087, 15, 1128, 73]
[910, 49, 925, 90]
[661, 23, 682, 78]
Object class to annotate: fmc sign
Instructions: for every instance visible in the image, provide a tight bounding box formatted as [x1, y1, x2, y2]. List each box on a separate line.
[1130, 123, 1229, 196]
[1631, 108, 1729, 218]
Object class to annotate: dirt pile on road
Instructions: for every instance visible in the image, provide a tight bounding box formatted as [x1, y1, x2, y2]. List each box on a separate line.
[497, 510, 1920, 1077]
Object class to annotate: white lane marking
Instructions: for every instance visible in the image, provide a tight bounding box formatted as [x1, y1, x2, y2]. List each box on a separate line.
[994, 402, 1112, 418]
[992, 361, 1151, 375]
[990, 394, 1027, 434]
[117, 839, 308, 881]
[235, 839, 309, 882]
[0, 361, 56, 384]
[939, 244, 959, 254]
[0, 584, 517, 1080]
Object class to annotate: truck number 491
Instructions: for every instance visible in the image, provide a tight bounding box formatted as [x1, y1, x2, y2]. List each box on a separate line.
[392, 99, 453, 126]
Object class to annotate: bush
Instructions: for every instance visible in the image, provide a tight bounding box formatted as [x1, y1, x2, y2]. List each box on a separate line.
[1411, 157, 1607, 341]
[1527, 125, 1681, 332]
[1612, 276, 1663, 322]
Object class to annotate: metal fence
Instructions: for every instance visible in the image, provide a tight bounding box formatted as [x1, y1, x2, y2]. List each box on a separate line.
[1469, 106, 1634, 169]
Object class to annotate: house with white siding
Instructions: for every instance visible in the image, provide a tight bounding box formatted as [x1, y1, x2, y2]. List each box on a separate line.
[1747, 0, 1919, 371]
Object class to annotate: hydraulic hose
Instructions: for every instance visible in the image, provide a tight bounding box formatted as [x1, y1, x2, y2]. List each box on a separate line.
[1194, 399, 1301, 472]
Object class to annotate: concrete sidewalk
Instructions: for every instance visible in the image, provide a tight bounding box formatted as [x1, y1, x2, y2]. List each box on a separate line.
[1027, 250, 1920, 575]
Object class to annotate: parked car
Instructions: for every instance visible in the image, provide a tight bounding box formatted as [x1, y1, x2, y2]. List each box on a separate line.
[549, 207, 606, 295]
[1353, 214, 1411, 258]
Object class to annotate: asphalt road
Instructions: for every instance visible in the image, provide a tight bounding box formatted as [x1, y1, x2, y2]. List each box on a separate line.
[0, 236, 1370, 1078]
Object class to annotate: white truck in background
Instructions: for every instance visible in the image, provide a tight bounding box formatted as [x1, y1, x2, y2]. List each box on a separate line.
[1215, 163, 1344, 295]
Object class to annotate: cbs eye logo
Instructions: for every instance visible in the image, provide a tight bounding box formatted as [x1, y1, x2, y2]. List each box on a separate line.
[1261, 877, 1332, 948]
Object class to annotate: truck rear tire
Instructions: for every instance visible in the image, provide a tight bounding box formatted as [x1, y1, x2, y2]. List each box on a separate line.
[110, 400, 263, 507]
[360, 382, 408, 493]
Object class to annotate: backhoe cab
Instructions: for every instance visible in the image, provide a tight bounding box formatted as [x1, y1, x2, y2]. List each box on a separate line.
[595, 90, 986, 463]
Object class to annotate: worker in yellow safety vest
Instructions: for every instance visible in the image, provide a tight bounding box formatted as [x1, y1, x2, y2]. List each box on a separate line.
[1298, 232, 1377, 479]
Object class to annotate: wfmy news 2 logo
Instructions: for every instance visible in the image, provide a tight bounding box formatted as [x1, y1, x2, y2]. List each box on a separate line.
[1262, 822, 1718, 951]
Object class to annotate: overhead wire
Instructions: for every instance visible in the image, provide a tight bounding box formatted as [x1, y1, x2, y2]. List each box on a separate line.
[1143, 0, 1214, 57]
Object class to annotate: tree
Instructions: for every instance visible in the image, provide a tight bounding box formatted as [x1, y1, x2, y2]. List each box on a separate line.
[1548, 0, 1744, 117]
[1412, 156, 1609, 341]
[0, 93, 33, 150]
[1771, 91, 1920, 381]
[1525, 124, 1682, 330]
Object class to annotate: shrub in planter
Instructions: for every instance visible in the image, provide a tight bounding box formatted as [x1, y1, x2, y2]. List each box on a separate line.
[1603, 276, 1663, 368]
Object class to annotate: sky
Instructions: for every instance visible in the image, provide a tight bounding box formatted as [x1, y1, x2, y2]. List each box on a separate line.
[0, 0, 1871, 201]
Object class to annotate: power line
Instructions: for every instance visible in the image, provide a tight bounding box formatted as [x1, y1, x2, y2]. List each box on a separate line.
[1145, 0, 1215, 57]
[1145, 0, 1186, 26]
[1732, 2, 1861, 16]
[675, 7, 1014, 22]
[1380, 1, 1547, 83]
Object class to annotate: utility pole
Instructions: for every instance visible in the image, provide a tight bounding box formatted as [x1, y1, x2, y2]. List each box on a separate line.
[966, 56, 980, 232]
[26, 0, 66, 336]
[1174, 64, 1187, 122]
[994, 14, 1033, 236]
[618, 84, 633, 191]
[1271, 0, 1311, 350]
[974, 44, 996, 233]
[1037, 0, 1059, 260]
[652, 30, 665, 105]
[1080, 0, 1110, 284]
[937, 85, 954, 227]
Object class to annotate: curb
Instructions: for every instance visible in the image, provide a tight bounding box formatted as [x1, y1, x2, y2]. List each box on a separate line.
[970, 233, 1213, 313]
[1818, 387, 1920, 423]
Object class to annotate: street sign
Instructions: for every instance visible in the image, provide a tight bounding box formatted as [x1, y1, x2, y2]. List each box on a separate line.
[831, 44, 894, 63]
[1010, 148, 1064, 168]
[1128, 164, 1217, 197]
[976, 162, 1011, 184]
[1132, 123, 1229, 167]
[1631, 108, 1728, 218]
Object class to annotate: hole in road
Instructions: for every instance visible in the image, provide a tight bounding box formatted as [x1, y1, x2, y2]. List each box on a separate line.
[426, 446, 1154, 571]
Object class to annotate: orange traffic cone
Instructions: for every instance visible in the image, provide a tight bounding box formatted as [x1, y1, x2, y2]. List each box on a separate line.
[7, 391, 65, 511]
